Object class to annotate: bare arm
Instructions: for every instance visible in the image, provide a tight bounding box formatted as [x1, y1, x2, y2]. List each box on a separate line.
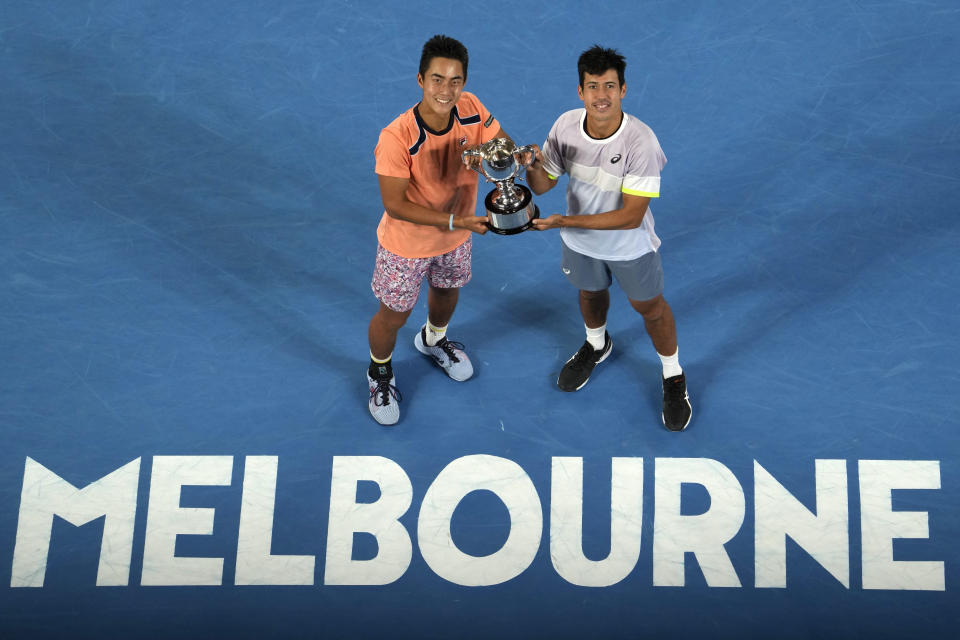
[531, 192, 651, 231]
[378, 174, 489, 234]
[524, 144, 558, 195]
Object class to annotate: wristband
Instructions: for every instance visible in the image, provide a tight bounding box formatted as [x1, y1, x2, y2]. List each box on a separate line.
[448, 214, 455, 231]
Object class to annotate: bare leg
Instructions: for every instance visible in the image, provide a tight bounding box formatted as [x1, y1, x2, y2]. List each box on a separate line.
[368, 302, 413, 360]
[579, 289, 610, 329]
[426, 285, 459, 328]
[628, 293, 678, 356]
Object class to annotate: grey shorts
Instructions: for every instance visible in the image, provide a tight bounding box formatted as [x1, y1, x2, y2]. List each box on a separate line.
[561, 242, 664, 302]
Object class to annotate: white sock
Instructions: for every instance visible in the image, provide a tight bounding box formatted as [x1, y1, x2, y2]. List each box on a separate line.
[425, 320, 447, 347]
[585, 324, 606, 351]
[658, 348, 683, 378]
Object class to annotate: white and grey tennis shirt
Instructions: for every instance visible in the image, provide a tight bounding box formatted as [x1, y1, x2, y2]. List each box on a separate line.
[541, 109, 666, 261]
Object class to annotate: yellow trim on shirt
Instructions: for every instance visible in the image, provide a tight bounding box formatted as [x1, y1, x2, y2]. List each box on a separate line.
[622, 186, 659, 197]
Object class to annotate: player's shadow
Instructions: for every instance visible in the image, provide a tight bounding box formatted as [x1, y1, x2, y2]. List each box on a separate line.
[642, 165, 960, 418]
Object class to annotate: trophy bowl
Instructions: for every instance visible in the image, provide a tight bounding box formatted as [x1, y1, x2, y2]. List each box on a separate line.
[464, 138, 540, 235]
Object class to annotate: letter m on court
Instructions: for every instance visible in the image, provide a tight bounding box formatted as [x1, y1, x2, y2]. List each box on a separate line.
[11, 457, 141, 587]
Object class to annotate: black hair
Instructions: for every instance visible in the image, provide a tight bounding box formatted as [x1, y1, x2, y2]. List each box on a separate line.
[577, 45, 626, 87]
[419, 34, 469, 81]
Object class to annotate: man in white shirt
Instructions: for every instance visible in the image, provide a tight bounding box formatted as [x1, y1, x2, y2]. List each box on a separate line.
[526, 45, 692, 432]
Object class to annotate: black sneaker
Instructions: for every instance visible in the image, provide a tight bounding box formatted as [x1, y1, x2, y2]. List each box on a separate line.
[557, 333, 612, 391]
[662, 373, 692, 431]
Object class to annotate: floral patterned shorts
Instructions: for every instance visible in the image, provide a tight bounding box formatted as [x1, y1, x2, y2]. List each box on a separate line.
[371, 237, 472, 312]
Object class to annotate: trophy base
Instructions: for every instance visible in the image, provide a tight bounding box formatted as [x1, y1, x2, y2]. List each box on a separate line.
[487, 205, 539, 235]
[484, 185, 539, 235]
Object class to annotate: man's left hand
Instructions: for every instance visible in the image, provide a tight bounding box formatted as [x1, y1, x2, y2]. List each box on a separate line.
[462, 144, 483, 171]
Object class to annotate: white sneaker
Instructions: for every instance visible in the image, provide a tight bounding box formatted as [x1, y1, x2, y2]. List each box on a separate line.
[414, 326, 473, 381]
[367, 367, 401, 426]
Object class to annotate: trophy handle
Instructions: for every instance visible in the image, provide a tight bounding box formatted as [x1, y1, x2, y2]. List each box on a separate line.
[462, 147, 489, 180]
[513, 144, 537, 169]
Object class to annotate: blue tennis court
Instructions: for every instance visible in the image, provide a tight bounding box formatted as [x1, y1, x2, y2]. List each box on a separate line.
[2, 1, 957, 637]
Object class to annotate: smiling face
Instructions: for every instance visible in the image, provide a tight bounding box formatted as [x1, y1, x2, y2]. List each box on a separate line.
[578, 69, 626, 137]
[417, 56, 465, 130]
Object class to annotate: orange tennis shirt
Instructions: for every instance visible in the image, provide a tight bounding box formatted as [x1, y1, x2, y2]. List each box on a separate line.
[374, 91, 500, 258]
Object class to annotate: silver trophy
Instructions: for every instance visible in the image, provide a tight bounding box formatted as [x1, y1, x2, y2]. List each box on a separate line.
[463, 138, 540, 235]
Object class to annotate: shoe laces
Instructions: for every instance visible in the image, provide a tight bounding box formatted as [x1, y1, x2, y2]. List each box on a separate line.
[435, 337, 464, 363]
[663, 376, 687, 404]
[569, 341, 601, 370]
[370, 376, 402, 407]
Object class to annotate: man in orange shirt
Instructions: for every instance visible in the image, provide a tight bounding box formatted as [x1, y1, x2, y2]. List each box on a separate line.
[367, 34, 520, 426]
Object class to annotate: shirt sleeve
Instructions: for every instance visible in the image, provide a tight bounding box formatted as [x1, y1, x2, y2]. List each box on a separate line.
[374, 126, 412, 179]
[465, 93, 500, 145]
[540, 116, 565, 180]
[622, 127, 666, 197]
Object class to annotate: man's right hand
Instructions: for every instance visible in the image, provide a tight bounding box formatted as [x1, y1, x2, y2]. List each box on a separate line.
[524, 144, 558, 196]
[531, 214, 563, 230]
[455, 214, 490, 235]
[521, 143, 544, 169]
